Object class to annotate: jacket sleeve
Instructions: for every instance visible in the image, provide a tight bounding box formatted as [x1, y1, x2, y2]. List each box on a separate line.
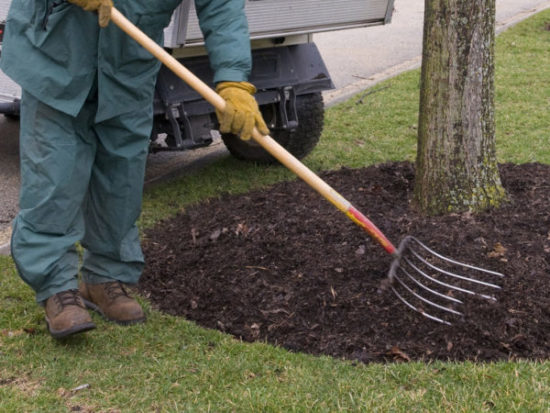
[194, 0, 251, 84]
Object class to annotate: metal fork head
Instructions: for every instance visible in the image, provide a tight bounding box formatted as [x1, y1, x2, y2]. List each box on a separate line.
[387, 236, 505, 325]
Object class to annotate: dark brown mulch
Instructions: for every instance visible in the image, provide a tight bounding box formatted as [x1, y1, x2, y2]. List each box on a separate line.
[138, 162, 550, 363]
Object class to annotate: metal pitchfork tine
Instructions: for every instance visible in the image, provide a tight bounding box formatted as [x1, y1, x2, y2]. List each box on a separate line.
[110, 8, 506, 325]
[389, 236, 505, 325]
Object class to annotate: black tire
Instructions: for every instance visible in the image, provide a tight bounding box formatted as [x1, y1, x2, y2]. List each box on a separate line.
[221, 92, 324, 163]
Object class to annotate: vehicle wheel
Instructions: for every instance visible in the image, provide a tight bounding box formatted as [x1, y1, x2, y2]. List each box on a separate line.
[221, 92, 324, 163]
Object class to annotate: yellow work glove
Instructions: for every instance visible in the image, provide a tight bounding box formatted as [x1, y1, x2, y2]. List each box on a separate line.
[215, 81, 270, 141]
[67, 0, 113, 28]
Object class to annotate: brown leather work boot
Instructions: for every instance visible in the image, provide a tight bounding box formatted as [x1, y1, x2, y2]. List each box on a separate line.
[79, 281, 146, 325]
[44, 290, 96, 339]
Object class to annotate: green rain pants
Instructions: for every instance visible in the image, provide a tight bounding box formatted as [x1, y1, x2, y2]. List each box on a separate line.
[11, 84, 153, 303]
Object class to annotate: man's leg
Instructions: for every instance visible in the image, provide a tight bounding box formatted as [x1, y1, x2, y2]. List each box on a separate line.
[79, 106, 152, 324]
[12, 90, 98, 337]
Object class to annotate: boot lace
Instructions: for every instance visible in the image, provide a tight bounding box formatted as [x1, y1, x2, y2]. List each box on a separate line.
[54, 289, 83, 309]
[104, 282, 131, 301]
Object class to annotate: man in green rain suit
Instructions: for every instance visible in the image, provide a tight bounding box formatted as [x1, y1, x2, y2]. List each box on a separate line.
[0, 0, 269, 338]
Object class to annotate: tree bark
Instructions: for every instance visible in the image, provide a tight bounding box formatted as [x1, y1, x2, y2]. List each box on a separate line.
[415, 0, 507, 215]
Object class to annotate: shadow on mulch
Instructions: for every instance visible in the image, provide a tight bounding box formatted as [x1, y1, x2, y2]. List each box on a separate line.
[139, 162, 550, 363]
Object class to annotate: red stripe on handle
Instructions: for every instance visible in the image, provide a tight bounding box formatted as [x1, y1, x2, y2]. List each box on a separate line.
[347, 206, 396, 255]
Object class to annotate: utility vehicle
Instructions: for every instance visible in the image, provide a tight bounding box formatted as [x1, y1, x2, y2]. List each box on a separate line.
[0, 0, 394, 162]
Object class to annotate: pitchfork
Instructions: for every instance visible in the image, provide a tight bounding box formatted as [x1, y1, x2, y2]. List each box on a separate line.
[110, 8, 505, 325]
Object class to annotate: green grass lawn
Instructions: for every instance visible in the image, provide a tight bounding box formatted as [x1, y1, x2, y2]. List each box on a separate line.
[1, 10, 550, 412]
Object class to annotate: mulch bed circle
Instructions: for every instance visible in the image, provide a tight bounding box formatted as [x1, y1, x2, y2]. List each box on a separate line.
[139, 162, 550, 363]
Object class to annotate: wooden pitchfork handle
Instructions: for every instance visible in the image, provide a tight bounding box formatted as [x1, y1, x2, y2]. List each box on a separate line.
[110, 7, 397, 256]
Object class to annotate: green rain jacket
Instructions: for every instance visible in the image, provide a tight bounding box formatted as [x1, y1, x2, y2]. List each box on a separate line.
[0, 0, 251, 122]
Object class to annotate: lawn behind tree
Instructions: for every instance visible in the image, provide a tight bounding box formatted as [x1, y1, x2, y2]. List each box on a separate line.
[1, 9, 549, 412]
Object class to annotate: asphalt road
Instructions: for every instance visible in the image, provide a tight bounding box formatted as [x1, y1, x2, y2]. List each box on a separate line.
[1, 0, 549, 252]
[317, 0, 550, 102]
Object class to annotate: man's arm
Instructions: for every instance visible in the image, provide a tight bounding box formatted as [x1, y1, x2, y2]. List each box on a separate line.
[194, 0, 267, 140]
[194, 0, 251, 84]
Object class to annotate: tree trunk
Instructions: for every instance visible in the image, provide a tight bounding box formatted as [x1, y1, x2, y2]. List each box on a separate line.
[414, 0, 507, 215]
